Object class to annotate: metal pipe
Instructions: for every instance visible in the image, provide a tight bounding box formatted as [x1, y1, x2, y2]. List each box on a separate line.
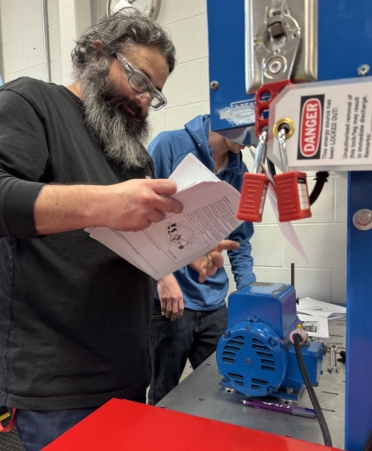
[41, 0, 51, 82]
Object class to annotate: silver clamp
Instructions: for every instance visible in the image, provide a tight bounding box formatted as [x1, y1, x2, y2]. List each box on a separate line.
[254, 0, 301, 84]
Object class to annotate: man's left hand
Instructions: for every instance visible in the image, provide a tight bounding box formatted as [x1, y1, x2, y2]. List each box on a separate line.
[190, 240, 240, 283]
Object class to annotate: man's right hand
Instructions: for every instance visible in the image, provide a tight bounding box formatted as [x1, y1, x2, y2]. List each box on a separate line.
[157, 274, 184, 321]
[101, 179, 182, 232]
[34, 179, 183, 235]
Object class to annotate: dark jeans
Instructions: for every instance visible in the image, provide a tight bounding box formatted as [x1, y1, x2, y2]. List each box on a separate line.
[14, 392, 146, 451]
[148, 299, 227, 406]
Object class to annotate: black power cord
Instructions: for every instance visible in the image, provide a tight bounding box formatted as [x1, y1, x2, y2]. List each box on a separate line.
[309, 172, 330, 206]
[266, 159, 330, 207]
[293, 334, 333, 447]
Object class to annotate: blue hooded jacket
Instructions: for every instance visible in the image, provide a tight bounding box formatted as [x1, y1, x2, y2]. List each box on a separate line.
[148, 114, 256, 311]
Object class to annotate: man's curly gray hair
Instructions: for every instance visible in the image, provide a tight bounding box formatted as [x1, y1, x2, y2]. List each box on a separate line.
[71, 8, 176, 76]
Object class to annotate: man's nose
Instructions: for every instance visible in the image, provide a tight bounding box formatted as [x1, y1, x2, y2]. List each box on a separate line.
[134, 91, 150, 109]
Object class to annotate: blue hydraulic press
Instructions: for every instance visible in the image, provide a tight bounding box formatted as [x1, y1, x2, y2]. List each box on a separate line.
[207, 1, 372, 450]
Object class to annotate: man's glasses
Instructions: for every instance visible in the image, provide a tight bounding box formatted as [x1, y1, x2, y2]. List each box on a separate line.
[116, 54, 167, 111]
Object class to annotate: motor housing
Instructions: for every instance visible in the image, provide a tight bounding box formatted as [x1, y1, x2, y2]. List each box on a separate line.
[216, 283, 323, 399]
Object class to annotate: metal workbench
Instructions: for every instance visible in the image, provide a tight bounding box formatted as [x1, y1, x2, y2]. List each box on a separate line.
[157, 318, 346, 449]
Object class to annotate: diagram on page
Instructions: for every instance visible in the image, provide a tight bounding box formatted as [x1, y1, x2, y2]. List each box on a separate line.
[166, 222, 195, 250]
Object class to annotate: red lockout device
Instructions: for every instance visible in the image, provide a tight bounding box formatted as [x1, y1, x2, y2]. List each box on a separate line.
[274, 170, 311, 222]
[237, 130, 268, 222]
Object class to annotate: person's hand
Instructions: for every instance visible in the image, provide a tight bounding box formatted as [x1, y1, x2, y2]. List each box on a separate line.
[102, 179, 182, 232]
[34, 179, 183, 235]
[190, 240, 240, 283]
[157, 274, 184, 321]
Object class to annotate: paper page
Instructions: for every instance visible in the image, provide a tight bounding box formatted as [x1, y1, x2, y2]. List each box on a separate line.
[297, 297, 346, 319]
[297, 314, 329, 338]
[169, 153, 219, 192]
[88, 180, 242, 280]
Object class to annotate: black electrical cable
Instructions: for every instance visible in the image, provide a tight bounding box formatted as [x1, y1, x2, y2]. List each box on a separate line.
[293, 334, 332, 447]
[266, 159, 329, 207]
[309, 172, 330, 206]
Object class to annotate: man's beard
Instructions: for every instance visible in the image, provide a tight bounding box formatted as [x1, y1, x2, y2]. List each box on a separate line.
[78, 61, 151, 170]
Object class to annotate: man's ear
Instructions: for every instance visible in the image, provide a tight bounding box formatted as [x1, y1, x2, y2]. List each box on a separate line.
[93, 40, 104, 58]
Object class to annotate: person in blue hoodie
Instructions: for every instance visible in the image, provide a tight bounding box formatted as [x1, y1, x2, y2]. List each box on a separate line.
[147, 114, 256, 405]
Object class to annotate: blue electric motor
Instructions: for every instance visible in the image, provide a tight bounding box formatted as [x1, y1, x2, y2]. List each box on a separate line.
[216, 283, 324, 400]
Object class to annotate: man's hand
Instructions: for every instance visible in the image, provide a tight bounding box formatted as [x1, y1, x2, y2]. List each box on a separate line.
[157, 274, 184, 321]
[190, 240, 240, 283]
[103, 179, 183, 232]
[34, 179, 183, 235]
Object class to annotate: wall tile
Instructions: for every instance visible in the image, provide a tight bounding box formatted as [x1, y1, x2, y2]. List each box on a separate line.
[24, 63, 45, 81]
[157, 0, 203, 26]
[201, 57, 210, 102]
[294, 268, 333, 302]
[50, 58, 62, 84]
[299, 175, 334, 224]
[4, 69, 25, 83]
[1, 0, 42, 43]
[168, 14, 208, 64]
[49, 22, 61, 61]
[333, 269, 346, 304]
[24, 30, 44, 69]
[3, 38, 24, 74]
[163, 60, 203, 108]
[147, 109, 166, 145]
[165, 102, 210, 132]
[334, 172, 348, 223]
[47, 0, 59, 25]
[235, 267, 333, 303]
[284, 224, 346, 270]
[250, 225, 284, 267]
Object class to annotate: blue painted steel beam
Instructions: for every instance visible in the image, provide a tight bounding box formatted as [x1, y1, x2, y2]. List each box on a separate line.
[346, 172, 372, 451]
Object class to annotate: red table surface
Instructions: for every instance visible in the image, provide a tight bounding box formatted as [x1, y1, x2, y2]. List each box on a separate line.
[43, 398, 342, 451]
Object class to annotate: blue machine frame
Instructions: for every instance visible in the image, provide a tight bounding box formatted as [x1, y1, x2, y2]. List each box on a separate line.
[207, 1, 372, 450]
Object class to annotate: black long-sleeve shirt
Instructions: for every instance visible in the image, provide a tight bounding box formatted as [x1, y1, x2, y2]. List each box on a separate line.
[0, 77, 154, 409]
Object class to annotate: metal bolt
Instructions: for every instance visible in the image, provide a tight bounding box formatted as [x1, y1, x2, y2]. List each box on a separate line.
[245, 358, 252, 365]
[224, 331, 230, 338]
[268, 338, 278, 347]
[353, 209, 372, 230]
[268, 60, 282, 74]
[357, 64, 370, 76]
[358, 64, 371, 77]
[210, 81, 219, 91]
[246, 326, 252, 331]
[267, 386, 275, 394]
[357, 210, 372, 226]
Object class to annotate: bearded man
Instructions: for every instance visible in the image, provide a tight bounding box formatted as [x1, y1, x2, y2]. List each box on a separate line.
[0, 9, 238, 451]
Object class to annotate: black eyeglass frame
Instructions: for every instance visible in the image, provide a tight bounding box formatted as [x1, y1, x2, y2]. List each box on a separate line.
[116, 53, 167, 110]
